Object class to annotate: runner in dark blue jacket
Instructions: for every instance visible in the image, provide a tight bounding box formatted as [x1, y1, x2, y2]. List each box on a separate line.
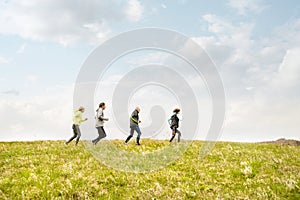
[168, 108, 181, 142]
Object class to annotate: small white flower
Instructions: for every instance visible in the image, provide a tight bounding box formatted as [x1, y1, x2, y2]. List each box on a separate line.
[240, 161, 247, 166]
[243, 166, 252, 175]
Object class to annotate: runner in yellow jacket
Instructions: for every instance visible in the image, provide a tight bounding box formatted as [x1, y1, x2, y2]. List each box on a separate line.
[66, 106, 88, 146]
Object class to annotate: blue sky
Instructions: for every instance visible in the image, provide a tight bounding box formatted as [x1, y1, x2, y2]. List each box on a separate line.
[0, 0, 299, 142]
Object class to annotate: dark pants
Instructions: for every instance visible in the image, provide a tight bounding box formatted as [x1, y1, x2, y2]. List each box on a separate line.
[92, 126, 107, 145]
[125, 124, 142, 144]
[170, 126, 181, 142]
[66, 124, 81, 145]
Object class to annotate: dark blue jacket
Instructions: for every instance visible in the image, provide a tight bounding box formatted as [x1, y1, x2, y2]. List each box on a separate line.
[170, 113, 179, 129]
[130, 109, 139, 127]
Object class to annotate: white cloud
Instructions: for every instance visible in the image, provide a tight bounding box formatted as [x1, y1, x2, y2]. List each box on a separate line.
[177, 0, 188, 4]
[275, 48, 300, 87]
[224, 49, 300, 141]
[273, 18, 300, 49]
[227, 0, 268, 16]
[0, 55, 9, 64]
[203, 14, 235, 34]
[223, 91, 300, 142]
[2, 89, 20, 96]
[200, 14, 256, 74]
[125, 0, 144, 22]
[17, 43, 27, 54]
[26, 74, 39, 84]
[202, 14, 255, 44]
[0, 0, 144, 46]
[0, 85, 73, 141]
[127, 52, 169, 66]
[198, 14, 300, 141]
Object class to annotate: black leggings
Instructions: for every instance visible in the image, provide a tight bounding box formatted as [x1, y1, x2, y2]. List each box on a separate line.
[92, 126, 107, 145]
[170, 127, 181, 142]
[66, 124, 81, 145]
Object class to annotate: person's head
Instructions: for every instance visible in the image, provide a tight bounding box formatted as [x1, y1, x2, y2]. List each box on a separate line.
[173, 108, 180, 114]
[79, 106, 85, 113]
[99, 102, 106, 110]
[135, 106, 141, 112]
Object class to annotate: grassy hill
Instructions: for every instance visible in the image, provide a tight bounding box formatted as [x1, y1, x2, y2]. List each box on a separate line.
[0, 140, 299, 199]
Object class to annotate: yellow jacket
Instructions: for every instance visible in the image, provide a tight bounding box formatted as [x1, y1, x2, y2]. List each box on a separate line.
[73, 110, 85, 125]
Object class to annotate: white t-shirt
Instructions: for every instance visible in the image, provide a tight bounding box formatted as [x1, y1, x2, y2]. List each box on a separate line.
[95, 108, 107, 127]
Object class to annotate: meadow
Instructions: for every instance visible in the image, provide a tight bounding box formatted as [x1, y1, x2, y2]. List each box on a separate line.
[0, 140, 299, 199]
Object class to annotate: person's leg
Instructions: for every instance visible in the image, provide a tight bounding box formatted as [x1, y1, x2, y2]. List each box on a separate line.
[135, 125, 142, 145]
[92, 127, 101, 144]
[75, 125, 81, 145]
[125, 127, 134, 143]
[66, 125, 78, 144]
[176, 129, 181, 142]
[169, 127, 176, 142]
[94, 127, 107, 145]
[92, 128, 96, 144]
[100, 127, 107, 139]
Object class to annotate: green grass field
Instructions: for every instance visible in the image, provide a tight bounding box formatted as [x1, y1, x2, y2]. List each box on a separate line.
[0, 140, 299, 199]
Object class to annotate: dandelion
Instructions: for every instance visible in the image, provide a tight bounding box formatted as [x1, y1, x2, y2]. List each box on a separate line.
[190, 191, 196, 197]
[30, 173, 37, 181]
[285, 179, 296, 190]
[154, 182, 163, 195]
[243, 166, 252, 175]
[273, 158, 282, 164]
[240, 161, 247, 166]
[175, 188, 181, 193]
[66, 179, 72, 189]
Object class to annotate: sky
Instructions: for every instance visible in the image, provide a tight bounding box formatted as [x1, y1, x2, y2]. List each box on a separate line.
[0, 0, 299, 142]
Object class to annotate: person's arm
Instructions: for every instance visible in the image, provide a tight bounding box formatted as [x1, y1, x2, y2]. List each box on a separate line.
[80, 112, 88, 122]
[136, 110, 141, 123]
[99, 116, 109, 121]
